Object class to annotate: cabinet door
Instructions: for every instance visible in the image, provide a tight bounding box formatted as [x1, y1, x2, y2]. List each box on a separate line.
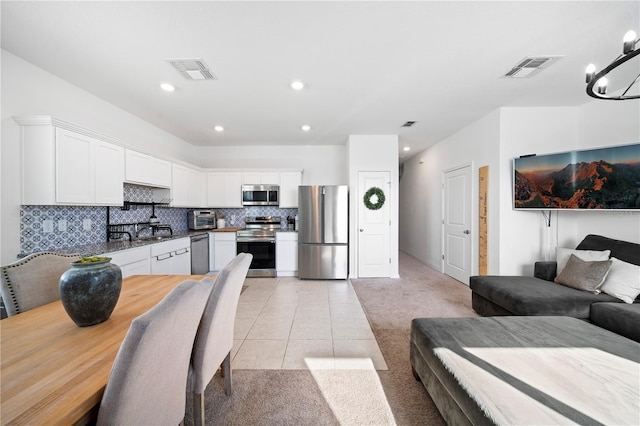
[224, 173, 243, 207]
[276, 233, 298, 275]
[214, 233, 237, 271]
[206, 172, 225, 207]
[56, 129, 94, 203]
[260, 172, 280, 185]
[94, 141, 124, 205]
[279, 171, 302, 208]
[151, 252, 174, 274]
[172, 248, 192, 274]
[125, 150, 171, 188]
[171, 164, 190, 207]
[208, 172, 242, 207]
[121, 259, 151, 278]
[242, 172, 261, 184]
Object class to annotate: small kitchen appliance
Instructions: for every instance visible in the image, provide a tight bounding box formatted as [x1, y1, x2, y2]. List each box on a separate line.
[187, 210, 216, 230]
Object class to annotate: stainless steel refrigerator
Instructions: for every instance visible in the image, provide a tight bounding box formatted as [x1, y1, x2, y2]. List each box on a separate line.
[298, 185, 349, 279]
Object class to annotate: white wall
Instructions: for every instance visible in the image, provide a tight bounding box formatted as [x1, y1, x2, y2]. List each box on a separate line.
[400, 110, 501, 275]
[348, 135, 399, 278]
[400, 101, 639, 280]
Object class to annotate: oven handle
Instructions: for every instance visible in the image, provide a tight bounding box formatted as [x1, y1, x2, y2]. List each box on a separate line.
[236, 238, 276, 243]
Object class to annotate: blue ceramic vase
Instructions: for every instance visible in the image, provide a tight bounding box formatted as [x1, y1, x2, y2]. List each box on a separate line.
[59, 258, 122, 327]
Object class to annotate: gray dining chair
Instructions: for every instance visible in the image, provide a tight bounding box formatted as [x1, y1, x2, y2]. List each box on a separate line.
[1, 251, 81, 317]
[189, 253, 252, 426]
[97, 278, 212, 426]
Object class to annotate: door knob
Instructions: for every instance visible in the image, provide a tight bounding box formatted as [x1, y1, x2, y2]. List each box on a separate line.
[359, 228, 364, 232]
[463, 230, 470, 234]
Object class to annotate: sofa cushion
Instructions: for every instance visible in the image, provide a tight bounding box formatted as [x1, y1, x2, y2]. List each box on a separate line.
[555, 247, 610, 275]
[576, 234, 640, 266]
[600, 257, 640, 303]
[590, 302, 640, 343]
[470, 275, 619, 318]
[553, 255, 612, 294]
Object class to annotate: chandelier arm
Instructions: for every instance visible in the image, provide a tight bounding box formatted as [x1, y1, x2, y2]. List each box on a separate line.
[586, 47, 640, 100]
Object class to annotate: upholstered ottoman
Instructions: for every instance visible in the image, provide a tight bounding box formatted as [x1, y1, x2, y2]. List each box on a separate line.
[410, 316, 640, 426]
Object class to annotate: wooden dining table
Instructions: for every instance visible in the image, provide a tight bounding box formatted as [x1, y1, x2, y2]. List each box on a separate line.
[1, 274, 208, 426]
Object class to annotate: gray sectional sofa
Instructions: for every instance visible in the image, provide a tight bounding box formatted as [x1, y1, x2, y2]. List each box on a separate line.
[410, 235, 640, 425]
[470, 234, 640, 341]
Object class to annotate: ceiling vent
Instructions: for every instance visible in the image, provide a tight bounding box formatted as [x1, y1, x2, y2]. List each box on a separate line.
[504, 56, 563, 78]
[166, 58, 217, 80]
[402, 121, 417, 127]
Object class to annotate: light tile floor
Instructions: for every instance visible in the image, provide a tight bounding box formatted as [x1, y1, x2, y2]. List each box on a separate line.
[232, 277, 387, 370]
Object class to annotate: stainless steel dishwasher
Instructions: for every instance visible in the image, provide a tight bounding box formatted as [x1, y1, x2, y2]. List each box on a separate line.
[190, 233, 210, 274]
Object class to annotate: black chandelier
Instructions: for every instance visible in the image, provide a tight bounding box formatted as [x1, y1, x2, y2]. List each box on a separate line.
[585, 30, 640, 100]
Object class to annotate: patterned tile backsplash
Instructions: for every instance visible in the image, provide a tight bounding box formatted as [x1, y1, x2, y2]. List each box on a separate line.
[20, 184, 298, 254]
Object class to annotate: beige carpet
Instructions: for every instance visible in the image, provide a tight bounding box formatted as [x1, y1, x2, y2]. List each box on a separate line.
[185, 252, 477, 425]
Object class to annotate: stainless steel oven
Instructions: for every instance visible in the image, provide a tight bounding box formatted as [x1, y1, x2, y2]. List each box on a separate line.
[236, 216, 280, 277]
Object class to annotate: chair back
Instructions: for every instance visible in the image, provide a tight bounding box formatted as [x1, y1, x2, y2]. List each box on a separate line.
[190, 253, 252, 394]
[97, 279, 211, 426]
[1, 252, 81, 316]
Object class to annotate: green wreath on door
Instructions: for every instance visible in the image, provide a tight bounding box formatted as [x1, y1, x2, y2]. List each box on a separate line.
[363, 187, 386, 210]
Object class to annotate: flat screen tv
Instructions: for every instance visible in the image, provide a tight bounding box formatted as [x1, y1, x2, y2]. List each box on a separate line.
[513, 143, 640, 210]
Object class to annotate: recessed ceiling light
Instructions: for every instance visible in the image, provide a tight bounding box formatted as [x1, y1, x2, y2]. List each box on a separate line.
[160, 83, 175, 92]
[291, 80, 305, 90]
[403, 146, 411, 151]
[301, 124, 311, 132]
[214, 125, 224, 132]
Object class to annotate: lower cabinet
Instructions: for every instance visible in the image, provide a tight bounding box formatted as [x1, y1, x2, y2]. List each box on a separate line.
[213, 232, 236, 271]
[150, 237, 191, 275]
[102, 246, 150, 278]
[276, 232, 298, 277]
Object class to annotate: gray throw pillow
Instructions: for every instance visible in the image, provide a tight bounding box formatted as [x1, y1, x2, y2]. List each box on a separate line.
[554, 254, 612, 294]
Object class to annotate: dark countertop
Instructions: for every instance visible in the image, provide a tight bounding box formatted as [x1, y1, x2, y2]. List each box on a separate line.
[25, 230, 210, 257]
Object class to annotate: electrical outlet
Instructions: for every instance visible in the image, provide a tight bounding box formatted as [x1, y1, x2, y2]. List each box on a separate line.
[43, 219, 54, 233]
[58, 219, 67, 232]
[83, 219, 92, 231]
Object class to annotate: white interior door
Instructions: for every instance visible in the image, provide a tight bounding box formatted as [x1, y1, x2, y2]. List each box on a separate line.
[443, 165, 472, 284]
[358, 171, 390, 278]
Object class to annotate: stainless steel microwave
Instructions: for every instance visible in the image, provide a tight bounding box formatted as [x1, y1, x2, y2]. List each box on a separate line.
[187, 210, 216, 230]
[242, 185, 279, 206]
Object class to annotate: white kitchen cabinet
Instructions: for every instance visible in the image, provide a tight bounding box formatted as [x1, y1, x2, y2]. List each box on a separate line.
[213, 232, 236, 271]
[17, 117, 124, 206]
[206, 172, 242, 207]
[242, 171, 280, 185]
[101, 246, 150, 278]
[172, 164, 205, 207]
[279, 171, 302, 208]
[125, 149, 172, 188]
[276, 232, 298, 276]
[150, 237, 191, 275]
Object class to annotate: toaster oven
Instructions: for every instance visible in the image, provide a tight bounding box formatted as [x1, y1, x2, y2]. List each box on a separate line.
[188, 210, 216, 230]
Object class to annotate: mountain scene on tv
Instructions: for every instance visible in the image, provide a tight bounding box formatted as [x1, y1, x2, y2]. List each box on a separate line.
[514, 144, 640, 209]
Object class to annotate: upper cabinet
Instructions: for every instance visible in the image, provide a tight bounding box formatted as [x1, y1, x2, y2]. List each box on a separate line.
[172, 163, 205, 207]
[124, 149, 171, 188]
[242, 171, 280, 185]
[17, 117, 124, 206]
[279, 171, 302, 208]
[206, 172, 242, 207]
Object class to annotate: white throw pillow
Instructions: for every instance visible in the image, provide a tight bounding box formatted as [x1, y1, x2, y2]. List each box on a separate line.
[556, 248, 611, 275]
[600, 257, 640, 304]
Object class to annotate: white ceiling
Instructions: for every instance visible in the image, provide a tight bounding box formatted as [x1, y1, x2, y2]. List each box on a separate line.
[2, 1, 639, 162]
